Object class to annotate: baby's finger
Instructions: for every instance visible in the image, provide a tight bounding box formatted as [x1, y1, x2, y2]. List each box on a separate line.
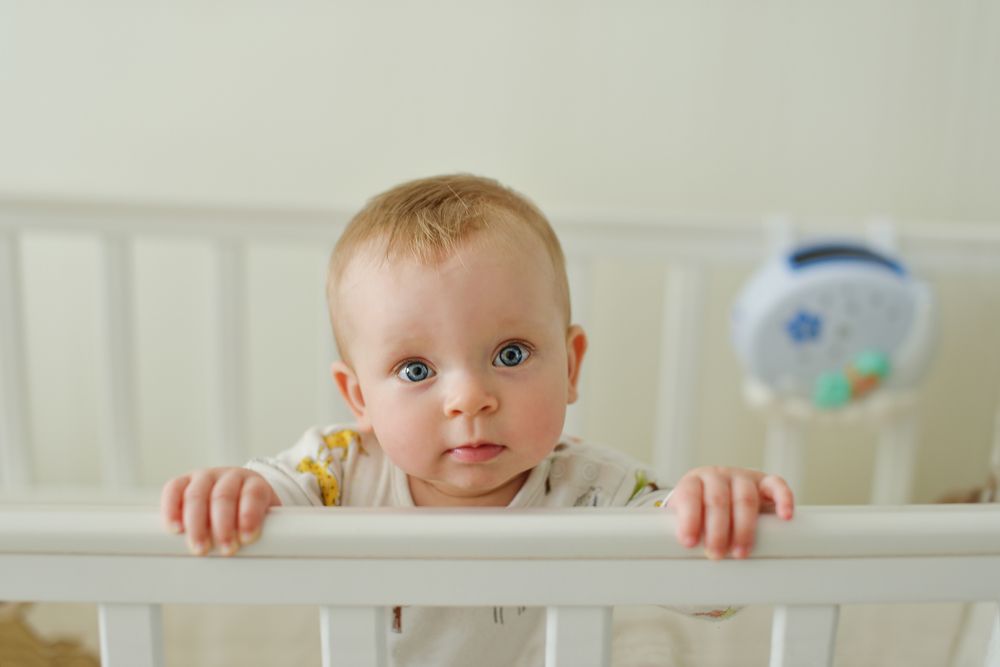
[160, 475, 191, 534]
[729, 474, 760, 559]
[183, 470, 217, 556]
[237, 475, 278, 546]
[759, 474, 795, 520]
[668, 476, 704, 549]
[210, 470, 245, 556]
[700, 472, 732, 560]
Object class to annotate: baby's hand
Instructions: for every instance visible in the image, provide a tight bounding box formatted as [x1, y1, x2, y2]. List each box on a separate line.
[667, 467, 794, 560]
[160, 467, 281, 556]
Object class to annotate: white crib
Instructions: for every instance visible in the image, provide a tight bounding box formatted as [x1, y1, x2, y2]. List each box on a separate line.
[3, 199, 1000, 666]
[2, 504, 1000, 667]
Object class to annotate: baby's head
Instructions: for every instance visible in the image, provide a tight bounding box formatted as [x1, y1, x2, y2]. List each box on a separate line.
[326, 174, 587, 506]
[327, 174, 571, 357]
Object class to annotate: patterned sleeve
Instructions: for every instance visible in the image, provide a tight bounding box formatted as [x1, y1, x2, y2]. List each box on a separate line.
[245, 425, 360, 508]
[624, 467, 673, 508]
[626, 466, 741, 622]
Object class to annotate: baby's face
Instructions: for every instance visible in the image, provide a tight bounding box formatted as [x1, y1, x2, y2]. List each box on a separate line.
[332, 232, 586, 507]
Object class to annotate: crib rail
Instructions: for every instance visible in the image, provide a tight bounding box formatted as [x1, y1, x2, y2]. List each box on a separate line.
[5, 198, 1000, 262]
[2, 504, 1000, 666]
[5, 199, 1000, 503]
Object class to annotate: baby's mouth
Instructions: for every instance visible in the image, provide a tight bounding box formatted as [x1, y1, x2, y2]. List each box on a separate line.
[447, 442, 505, 463]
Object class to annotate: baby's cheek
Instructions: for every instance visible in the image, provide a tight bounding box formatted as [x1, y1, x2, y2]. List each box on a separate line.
[367, 402, 433, 468]
[516, 388, 569, 442]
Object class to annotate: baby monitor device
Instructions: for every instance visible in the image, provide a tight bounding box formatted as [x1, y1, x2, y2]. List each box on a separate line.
[731, 241, 934, 409]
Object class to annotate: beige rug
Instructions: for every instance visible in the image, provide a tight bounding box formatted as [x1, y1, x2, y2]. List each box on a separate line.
[0, 603, 98, 667]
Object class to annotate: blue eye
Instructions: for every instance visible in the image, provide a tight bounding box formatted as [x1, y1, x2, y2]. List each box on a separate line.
[494, 343, 529, 367]
[397, 361, 434, 383]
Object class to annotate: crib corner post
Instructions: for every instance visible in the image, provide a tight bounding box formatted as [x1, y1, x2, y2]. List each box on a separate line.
[98, 603, 164, 667]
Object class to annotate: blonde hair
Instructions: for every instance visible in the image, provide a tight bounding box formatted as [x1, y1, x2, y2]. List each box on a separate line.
[327, 174, 570, 359]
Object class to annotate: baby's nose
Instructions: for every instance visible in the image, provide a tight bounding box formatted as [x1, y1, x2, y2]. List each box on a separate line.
[444, 372, 499, 417]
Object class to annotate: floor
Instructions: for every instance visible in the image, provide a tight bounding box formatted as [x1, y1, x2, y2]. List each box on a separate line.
[14, 601, 994, 666]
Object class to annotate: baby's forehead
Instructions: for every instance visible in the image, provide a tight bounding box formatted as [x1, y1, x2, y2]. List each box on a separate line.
[329, 225, 569, 360]
[341, 228, 553, 286]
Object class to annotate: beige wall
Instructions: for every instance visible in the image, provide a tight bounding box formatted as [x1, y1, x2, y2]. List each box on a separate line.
[3, 2, 1000, 505]
[2, 1, 999, 219]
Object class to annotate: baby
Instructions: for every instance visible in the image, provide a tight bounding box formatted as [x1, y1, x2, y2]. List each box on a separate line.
[161, 174, 794, 665]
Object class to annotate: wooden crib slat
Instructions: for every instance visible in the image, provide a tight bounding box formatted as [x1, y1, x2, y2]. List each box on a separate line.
[769, 604, 839, 667]
[545, 606, 611, 667]
[565, 258, 593, 438]
[320, 606, 387, 667]
[0, 231, 32, 490]
[98, 603, 164, 667]
[316, 307, 344, 425]
[210, 240, 247, 466]
[316, 253, 352, 426]
[97, 235, 139, 488]
[654, 262, 705, 484]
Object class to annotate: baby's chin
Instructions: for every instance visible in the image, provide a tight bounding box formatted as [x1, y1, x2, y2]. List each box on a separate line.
[408, 469, 532, 507]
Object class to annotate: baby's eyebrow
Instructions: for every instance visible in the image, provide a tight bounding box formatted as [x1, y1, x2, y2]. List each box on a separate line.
[375, 321, 550, 354]
[375, 335, 434, 360]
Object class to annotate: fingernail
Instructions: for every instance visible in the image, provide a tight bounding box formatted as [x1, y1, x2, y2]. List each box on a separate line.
[219, 541, 237, 557]
[188, 539, 210, 556]
[167, 521, 183, 535]
[732, 547, 748, 559]
[240, 529, 260, 546]
[681, 535, 697, 548]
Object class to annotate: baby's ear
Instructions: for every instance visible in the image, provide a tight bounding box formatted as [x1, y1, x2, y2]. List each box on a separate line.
[565, 325, 588, 404]
[331, 361, 371, 429]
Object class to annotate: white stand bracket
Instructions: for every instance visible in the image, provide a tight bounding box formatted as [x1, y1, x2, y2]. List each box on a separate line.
[747, 379, 920, 505]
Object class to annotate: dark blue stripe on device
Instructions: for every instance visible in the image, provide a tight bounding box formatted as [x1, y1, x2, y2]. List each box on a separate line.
[789, 244, 904, 275]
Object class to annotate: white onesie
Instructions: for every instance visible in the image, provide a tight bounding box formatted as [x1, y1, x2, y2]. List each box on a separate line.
[246, 425, 733, 667]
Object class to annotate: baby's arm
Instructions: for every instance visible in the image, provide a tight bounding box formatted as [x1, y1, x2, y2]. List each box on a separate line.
[668, 466, 794, 560]
[160, 468, 281, 556]
[160, 426, 355, 555]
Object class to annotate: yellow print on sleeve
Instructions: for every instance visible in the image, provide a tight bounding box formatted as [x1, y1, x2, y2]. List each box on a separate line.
[296, 429, 360, 507]
[322, 429, 363, 459]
